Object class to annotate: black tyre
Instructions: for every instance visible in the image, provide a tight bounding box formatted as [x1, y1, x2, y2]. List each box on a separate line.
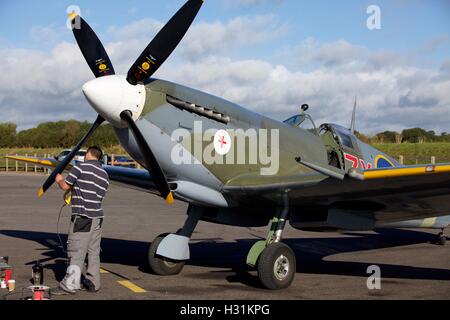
[148, 233, 186, 276]
[257, 242, 296, 290]
[437, 233, 447, 246]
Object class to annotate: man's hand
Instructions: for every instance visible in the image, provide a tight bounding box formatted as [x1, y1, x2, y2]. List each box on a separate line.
[55, 174, 71, 191]
[55, 174, 64, 184]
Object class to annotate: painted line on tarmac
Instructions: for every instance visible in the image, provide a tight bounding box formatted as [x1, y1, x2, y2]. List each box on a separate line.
[99, 266, 146, 293]
[100, 268, 109, 274]
[117, 280, 147, 293]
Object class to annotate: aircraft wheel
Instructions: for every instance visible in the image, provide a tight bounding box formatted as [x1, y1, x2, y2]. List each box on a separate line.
[257, 242, 296, 290]
[148, 233, 186, 275]
[437, 232, 447, 246]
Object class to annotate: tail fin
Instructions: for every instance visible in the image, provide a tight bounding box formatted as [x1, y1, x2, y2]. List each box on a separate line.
[350, 96, 357, 134]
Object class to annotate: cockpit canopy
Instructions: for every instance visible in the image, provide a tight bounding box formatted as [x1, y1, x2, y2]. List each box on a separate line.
[283, 113, 317, 134]
[283, 109, 355, 149]
[319, 123, 354, 149]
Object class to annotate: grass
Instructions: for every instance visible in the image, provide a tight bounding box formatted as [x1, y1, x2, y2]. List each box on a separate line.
[373, 143, 450, 165]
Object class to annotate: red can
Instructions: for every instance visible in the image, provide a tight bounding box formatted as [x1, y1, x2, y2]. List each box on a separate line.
[5, 269, 12, 283]
[33, 289, 45, 301]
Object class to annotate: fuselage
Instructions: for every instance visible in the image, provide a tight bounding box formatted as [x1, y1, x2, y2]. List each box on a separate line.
[110, 78, 450, 232]
[114, 78, 399, 200]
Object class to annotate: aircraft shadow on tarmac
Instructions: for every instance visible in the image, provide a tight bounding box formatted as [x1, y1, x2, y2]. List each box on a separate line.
[0, 228, 449, 289]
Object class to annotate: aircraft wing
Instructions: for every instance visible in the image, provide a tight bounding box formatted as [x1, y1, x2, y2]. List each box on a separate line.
[4, 155, 73, 171]
[7, 155, 450, 224]
[3, 155, 159, 195]
[224, 163, 450, 224]
[349, 163, 450, 180]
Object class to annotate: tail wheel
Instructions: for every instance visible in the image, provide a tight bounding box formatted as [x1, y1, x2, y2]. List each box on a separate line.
[257, 242, 296, 290]
[148, 233, 185, 276]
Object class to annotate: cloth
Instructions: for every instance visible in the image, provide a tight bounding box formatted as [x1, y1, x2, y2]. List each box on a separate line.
[65, 160, 109, 218]
[60, 216, 103, 291]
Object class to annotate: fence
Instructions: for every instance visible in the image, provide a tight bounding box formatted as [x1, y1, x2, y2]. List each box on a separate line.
[397, 155, 437, 165]
[0, 154, 50, 174]
[0, 154, 139, 173]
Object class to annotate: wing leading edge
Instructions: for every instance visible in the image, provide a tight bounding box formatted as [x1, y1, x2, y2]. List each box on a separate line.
[3, 155, 158, 195]
[349, 163, 450, 180]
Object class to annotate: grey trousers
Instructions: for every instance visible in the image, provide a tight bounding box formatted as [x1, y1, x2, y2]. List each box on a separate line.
[60, 215, 103, 291]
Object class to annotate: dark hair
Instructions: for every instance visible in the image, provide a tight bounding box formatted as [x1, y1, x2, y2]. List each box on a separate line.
[87, 146, 103, 160]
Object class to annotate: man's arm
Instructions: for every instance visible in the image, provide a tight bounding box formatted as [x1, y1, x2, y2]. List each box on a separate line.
[55, 174, 71, 191]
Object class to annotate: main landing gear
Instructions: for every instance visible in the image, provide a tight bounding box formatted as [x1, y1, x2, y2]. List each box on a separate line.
[148, 233, 186, 275]
[148, 196, 297, 290]
[247, 192, 296, 290]
[147, 207, 202, 275]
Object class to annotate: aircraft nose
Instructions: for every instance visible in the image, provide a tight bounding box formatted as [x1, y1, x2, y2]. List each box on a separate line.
[81, 75, 146, 128]
[82, 75, 123, 117]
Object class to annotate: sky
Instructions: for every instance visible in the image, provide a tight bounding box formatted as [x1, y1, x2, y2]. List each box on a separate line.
[0, 0, 449, 134]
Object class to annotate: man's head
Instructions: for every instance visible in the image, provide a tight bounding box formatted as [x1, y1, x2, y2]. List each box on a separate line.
[85, 146, 103, 161]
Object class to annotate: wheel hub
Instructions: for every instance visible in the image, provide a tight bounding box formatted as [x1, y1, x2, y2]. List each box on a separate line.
[163, 258, 178, 268]
[273, 254, 289, 281]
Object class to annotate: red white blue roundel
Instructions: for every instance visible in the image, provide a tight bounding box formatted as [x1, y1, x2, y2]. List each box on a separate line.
[214, 130, 231, 156]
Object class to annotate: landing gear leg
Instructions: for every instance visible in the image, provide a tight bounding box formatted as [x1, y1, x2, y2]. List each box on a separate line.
[437, 229, 447, 246]
[148, 206, 202, 275]
[247, 192, 296, 290]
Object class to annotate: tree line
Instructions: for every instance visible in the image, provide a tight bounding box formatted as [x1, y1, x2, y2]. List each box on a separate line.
[357, 128, 450, 144]
[1, 121, 450, 149]
[0, 121, 118, 148]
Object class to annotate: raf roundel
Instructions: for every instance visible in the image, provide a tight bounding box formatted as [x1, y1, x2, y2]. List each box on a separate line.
[213, 130, 232, 156]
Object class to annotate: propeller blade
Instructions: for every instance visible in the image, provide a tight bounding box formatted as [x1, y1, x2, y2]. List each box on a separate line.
[120, 111, 174, 204]
[69, 13, 115, 78]
[38, 115, 105, 197]
[126, 0, 203, 85]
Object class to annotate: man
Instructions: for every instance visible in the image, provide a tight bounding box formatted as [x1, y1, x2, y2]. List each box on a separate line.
[53, 146, 109, 295]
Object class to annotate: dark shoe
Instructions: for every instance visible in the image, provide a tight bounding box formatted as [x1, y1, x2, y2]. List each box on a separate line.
[81, 278, 99, 293]
[54, 281, 77, 295]
[52, 287, 76, 296]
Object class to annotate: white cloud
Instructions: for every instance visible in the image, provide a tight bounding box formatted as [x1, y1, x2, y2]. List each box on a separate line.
[162, 56, 450, 134]
[281, 38, 368, 70]
[180, 15, 288, 61]
[29, 24, 67, 46]
[107, 19, 163, 40]
[29, 25, 57, 43]
[420, 34, 449, 54]
[106, 15, 288, 63]
[0, 43, 95, 129]
[1, 14, 449, 136]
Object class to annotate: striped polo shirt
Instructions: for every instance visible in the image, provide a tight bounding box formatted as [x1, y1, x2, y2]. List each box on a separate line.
[65, 160, 110, 219]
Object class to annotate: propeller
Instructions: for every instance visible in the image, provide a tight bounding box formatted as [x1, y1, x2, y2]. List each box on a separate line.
[38, 115, 105, 197]
[126, 0, 203, 85]
[120, 111, 173, 204]
[70, 13, 115, 78]
[37, 0, 203, 203]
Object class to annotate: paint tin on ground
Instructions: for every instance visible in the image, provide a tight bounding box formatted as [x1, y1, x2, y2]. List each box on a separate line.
[0, 258, 12, 290]
[32, 261, 44, 285]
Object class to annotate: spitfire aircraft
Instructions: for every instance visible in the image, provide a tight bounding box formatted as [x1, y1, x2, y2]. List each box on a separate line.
[7, 0, 450, 290]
